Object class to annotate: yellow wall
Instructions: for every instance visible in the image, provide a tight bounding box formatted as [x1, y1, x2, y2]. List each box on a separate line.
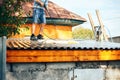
[12, 24, 73, 39]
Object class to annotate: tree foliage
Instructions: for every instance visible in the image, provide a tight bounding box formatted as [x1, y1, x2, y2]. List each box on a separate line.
[72, 26, 94, 39]
[0, 0, 30, 37]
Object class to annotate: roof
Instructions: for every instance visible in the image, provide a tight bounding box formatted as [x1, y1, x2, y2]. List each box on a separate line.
[0, 0, 2, 5]
[7, 38, 120, 50]
[7, 38, 120, 62]
[21, 1, 86, 26]
[112, 36, 120, 38]
[22, 1, 86, 21]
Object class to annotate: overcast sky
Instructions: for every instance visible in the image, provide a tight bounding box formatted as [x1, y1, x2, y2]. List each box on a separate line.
[49, 0, 120, 37]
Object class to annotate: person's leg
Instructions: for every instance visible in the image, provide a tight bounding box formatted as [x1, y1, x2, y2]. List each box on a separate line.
[30, 24, 37, 40]
[39, 23, 45, 34]
[30, 9, 39, 40]
[32, 23, 36, 34]
[37, 9, 46, 39]
[30, 23, 38, 40]
[37, 23, 45, 39]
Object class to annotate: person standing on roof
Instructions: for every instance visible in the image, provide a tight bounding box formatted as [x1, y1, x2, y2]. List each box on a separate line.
[30, 0, 48, 40]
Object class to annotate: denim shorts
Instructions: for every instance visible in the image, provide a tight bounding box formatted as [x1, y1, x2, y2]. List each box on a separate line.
[33, 8, 46, 24]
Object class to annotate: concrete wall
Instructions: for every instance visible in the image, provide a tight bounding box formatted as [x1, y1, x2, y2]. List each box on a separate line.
[6, 61, 120, 80]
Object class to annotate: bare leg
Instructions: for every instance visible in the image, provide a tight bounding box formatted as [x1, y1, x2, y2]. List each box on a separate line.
[32, 23, 36, 34]
[39, 23, 45, 34]
[30, 23, 37, 40]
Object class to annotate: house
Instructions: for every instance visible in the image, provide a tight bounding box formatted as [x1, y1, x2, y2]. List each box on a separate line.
[6, 1, 120, 63]
[12, 1, 86, 39]
[3, 1, 120, 80]
[109, 36, 120, 43]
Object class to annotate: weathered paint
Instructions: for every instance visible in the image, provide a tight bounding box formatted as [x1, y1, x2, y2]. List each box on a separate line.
[69, 69, 105, 80]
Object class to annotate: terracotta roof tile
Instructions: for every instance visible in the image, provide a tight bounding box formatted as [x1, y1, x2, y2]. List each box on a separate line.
[21, 1, 86, 21]
[0, 0, 3, 5]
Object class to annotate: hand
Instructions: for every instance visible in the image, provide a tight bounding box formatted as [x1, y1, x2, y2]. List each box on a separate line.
[36, 0, 44, 7]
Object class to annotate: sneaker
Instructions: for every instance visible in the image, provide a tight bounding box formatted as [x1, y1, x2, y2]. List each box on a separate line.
[30, 34, 37, 41]
[37, 34, 44, 39]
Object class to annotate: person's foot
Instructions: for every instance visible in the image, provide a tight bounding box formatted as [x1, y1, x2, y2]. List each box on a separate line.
[37, 34, 44, 40]
[30, 34, 37, 41]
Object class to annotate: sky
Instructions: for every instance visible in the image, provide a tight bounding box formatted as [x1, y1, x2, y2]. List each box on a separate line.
[49, 0, 120, 37]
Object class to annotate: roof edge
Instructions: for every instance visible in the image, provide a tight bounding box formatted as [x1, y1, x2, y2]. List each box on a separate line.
[25, 17, 86, 26]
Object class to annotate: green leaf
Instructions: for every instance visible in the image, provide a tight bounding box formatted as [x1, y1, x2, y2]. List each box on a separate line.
[0, 0, 30, 37]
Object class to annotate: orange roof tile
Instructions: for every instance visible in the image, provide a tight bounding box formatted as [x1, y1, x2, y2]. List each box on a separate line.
[0, 0, 3, 5]
[21, 1, 86, 21]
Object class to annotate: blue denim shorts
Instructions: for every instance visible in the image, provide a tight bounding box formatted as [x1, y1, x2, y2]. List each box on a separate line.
[33, 8, 46, 24]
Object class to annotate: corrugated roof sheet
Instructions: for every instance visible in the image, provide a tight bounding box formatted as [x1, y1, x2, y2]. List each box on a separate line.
[7, 38, 120, 50]
[21, 1, 86, 21]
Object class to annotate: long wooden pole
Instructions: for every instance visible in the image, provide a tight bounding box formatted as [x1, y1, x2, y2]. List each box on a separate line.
[96, 10, 108, 41]
[87, 13, 97, 40]
[87, 13, 95, 35]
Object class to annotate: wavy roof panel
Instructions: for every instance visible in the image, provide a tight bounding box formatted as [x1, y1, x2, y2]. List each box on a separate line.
[7, 38, 120, 50]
